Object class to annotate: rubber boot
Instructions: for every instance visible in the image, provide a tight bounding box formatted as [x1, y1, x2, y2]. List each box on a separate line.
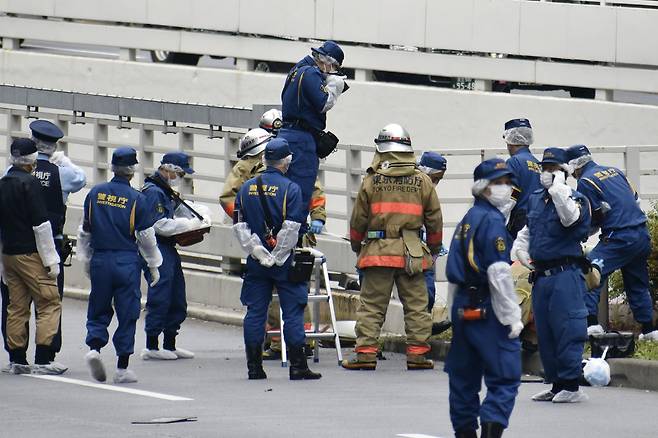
[431, 320, 452, 336]
[407, 353, 434, 370]
[455, 429, 477, 438]
[480, 422, 504, 438]
[245, 345, 267, 380]
[289, 345, 321, 380]
[341, 352, 377, 370]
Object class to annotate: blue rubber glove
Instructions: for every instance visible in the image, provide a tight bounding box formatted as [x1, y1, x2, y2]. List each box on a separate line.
[309, 220, 324, 234]
[438, 245, 449, 257]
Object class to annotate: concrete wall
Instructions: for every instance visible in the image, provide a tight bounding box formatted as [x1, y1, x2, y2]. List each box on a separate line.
[3, 50, 658, 149]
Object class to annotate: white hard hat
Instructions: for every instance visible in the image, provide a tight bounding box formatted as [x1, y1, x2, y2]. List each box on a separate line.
[259, 109, 283, 133]
[374, 123, 413, 153]
[238, 128, 272, 158]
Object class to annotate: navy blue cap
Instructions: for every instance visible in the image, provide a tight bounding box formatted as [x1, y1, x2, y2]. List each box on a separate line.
[473, 158, 513, 181]
[312, 40, 344, 66]
[264, 138, 292, 161]
[112, 147, 138, 166]
[541, 147, 568, 165]
[162, 152, 194, 174]
[29, 120, 64, 143]
[566, 144, 591, 161]
[419, 151, 447, 171]
[504, 118, 532, 130]
[10, 138, 37, 157]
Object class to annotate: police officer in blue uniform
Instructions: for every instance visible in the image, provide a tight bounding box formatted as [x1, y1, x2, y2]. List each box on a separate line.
[416, 151, 448, 312]
[233, 138, 321, 381]
[445, 158, 522, 438]
[502, 118, 541, 238]
[141, 152, 200, 360]
[76, 148, 162, 384]
[279, 40, 346, 230]
[512, 148, 591, 403]
[566, 144, 658, 340]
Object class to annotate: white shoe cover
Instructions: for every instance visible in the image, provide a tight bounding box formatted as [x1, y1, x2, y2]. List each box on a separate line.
[172, 348, 195, 359]
[587, 324, 605, 336]
[9, 363, 32, 375]
[531, 389, 556, 402]
[113, 368, 138, 384]
[639, 330, 658, 342]
[1, 362, 15, 373]
[85, 350, 106, 382]
[140, 348, 178, 360]
[552, 389, 589, 403]
[32, 361, 68, 375]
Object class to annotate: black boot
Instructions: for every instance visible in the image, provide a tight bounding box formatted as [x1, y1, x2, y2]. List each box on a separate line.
[480, 422, 504, 438]
[245, 345, 267, 380]
[455, 429, 477, 438]
[289, 345, 321, 380]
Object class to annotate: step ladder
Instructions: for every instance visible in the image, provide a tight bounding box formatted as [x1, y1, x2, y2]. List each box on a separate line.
[267, 249, 343, 367]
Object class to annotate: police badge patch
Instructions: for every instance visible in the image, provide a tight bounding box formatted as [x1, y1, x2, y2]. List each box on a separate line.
[495, 237, 506, 252]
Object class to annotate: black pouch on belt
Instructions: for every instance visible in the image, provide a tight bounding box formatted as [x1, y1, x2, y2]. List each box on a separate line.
[315, 131, 339, 159]
[288, 249, 316, 282]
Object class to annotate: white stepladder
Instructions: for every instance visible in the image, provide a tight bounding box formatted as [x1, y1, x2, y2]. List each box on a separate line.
[268, 248, 343, 367]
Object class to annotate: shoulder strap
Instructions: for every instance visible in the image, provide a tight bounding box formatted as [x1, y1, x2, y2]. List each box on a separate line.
[255, 175, 276, 233]
[145, 175, 203, 220]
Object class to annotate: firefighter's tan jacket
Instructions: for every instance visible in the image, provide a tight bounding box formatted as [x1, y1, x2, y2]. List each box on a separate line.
[349, 151, 443, 270]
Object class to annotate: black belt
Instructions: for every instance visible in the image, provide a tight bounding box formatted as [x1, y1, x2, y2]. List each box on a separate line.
[282, 118, 318, 134]
[365, 230, 423, 240]
[534, 257, 582, 278]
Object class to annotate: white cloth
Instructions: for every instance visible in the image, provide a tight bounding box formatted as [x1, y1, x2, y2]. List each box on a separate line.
[252, 245, 275, 267]
[487, 261, 522, 327]
[136, 228, 163, 268]
[155, 202, 212, 236]
[548, 174, 580, 227]
[32, 221, 60, 268]
[271, 220, 301, 266]
[511, 225, 533, 269]
[321, 75, 345, 113]
[232, 222, 262, 255]
[148, 267, 160, 287]
[76, 224, 93, 263]
[446, 282, 457, 322]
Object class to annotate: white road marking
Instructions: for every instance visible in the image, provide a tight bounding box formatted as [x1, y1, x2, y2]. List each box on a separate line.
[397, 434, 443, 438]
[24, 375, 193, 401]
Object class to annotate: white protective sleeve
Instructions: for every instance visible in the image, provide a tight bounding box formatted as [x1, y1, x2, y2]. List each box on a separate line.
[487, 261, 522, 327]
[33, 221, 60, 268]
[136, 227, 163, 268]
[321, 75, 345, 113]
[446, 282, 457, 322]
[76, 224, 94, 263]
[548, 183, 580, 227]
[232, 222, 262, 255]
[511, 225, 530, 260]
[153, 217, 199, 237]
[271, 220, 302, 265]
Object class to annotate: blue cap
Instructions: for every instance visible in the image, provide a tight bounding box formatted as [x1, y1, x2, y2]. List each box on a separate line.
[566, 144, 591, 161]
[162, 152, 194, 174]
[10, 138, 37, 157]
[419, 151, 447, 171]
[473, 158, 513, 181]
[541, 147, 568, 165]
[112, 147, 138, 166]
[264, 138, 292, 161]
[504, 118, 532, 130]
[312, 40, 344, 66]
[29, 120, 64, 143]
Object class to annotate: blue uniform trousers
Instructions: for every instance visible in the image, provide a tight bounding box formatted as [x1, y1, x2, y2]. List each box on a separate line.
[85, 250, 141, 356]
[532, 267, 587, 383]
[445, 293, 521, 431]
[424, 269, 436, 312]
[241, 257, 307, 347]
[278, 128, 318, 227]
[144, 244, 187, 338]
[585, 225, 652, 323]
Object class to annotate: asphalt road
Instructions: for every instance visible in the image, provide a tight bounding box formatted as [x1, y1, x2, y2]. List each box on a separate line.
[1, 298, 657, 438]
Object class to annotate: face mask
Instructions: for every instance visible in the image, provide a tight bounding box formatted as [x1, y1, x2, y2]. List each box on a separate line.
[169, 175, 181, 187]
[486, 184, 512, 208]
[540, 171, 554, 189]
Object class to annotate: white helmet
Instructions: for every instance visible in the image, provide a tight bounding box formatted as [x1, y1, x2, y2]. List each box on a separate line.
[374, 123, 413, 153]
[238, 128, 272, 158]
[259, 109, 283, 133]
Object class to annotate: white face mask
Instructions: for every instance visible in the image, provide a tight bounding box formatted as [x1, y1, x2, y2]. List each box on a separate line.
[540, 171, 554, 189]
[169, 175, 181, 187]
[486, 184, 512, 208]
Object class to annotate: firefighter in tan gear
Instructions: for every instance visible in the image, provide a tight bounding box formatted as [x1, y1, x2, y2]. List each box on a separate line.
[220, 113, 327, 360]
[342, 124, 443, 371]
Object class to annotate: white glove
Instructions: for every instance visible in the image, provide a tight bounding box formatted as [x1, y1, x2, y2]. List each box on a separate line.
[325, 74, 346, 95]
[552, 169, 566, 186]
[508, 321, 524, 339]
[148, 267, 160, 287]
[516, 249, 534, 270]
[47, 263, 60, 279]
[49, 151, 73, 167]
[83, 261, 91, 279]
[271, 220, 301, 266]
[252, 245, 274, 267]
